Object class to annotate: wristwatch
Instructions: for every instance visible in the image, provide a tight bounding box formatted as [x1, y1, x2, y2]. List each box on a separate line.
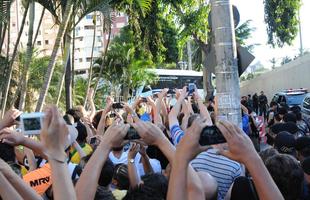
[129, 158, 135, 164]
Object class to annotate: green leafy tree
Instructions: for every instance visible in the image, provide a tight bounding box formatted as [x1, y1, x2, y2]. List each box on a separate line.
[264, 0, 301, 47]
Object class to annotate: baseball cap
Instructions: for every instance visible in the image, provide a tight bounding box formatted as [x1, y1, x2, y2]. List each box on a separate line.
[301, 157, 310, 175]
[274, 131, 296, 155]
[295, 136, 310, 151]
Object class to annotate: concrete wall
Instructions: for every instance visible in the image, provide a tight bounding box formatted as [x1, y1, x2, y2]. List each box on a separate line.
[240, 54, 310, 100]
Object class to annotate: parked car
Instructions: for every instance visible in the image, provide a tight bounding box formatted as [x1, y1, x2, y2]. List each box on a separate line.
[272, 88, 308, 107]
[301, 93, 310, 121]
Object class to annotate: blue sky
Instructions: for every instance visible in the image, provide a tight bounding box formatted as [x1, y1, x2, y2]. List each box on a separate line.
[231, 0, 310, 69]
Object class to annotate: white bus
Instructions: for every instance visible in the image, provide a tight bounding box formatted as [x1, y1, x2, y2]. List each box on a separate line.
[137, 69, 205, 98]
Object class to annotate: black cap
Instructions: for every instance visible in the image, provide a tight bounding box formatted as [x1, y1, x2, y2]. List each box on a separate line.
[295, 136, 310, 151]
[301, 157, 310, 175]
[274, 131, 296, 155]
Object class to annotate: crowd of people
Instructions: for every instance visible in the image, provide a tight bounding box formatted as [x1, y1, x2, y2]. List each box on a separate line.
[0, 87, 309, 200]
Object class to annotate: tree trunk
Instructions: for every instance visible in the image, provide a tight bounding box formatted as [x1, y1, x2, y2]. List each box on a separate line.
[1, 3, 29, 117]
[211, 0, 241, 126]
[32, 8, 45, 47]
[64, 33, 72, 110]
[19, 0, 35, 111]
[35, 0, 73, 112]
[84, 13, 97, 107]
[71, 21, 75, 91]
[56, 35, 71, 106]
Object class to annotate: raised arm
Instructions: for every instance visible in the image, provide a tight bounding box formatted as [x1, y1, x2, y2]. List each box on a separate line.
[0, 129, 48, 160]
[168, 87, 187, 128]
[75, 121, 129, 200]
[168, 118, 209, 200]
[86, 88, 96, 120]
[194, 89, 213, 126]
[127, 143, 141, 188]
[0, 159, 42, 200]
[0, 172, 22, 200]
[139, 144, 154, 174]
[217, 120, 284, 200]
[0, 108, 22, 130]
[40, 106, 77, 200]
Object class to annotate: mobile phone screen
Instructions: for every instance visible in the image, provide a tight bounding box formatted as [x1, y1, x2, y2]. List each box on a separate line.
[199, 126, 226, 146]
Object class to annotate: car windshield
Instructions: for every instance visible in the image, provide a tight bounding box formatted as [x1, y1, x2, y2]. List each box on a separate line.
[286, 94, 307, 105]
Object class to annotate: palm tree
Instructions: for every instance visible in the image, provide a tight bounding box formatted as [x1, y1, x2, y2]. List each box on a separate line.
[1, 0, 29, 117]
[35, 0, 74, 112]
[19, 0, 35, 110]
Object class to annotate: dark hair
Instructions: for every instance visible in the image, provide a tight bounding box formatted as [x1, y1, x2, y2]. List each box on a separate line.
[92, 111, 103, 129]
[274, 113, 281, 121]
[295, 112, 303, 121]
[283, 113, 297, 123]
[76, 121, 87, 143]
[113, 164, 129, 190]
[95, 186, 116, 200]
[0, 143, 15, 162]
[265, 154, 304, 200]
[98, 159, 115, 187]
[63, 114, 74, 125]
[270, 101, 277, 107]
[259, 148, 279, 164]
[123, 173, 168, 200]
[278, 107, 288, 115]
[290, 105, 301, 113]
[66, 108, 82, 123]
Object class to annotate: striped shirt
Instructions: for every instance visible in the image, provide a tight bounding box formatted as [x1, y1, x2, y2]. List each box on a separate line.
[191, 149, 243, 200]
[170, 124, 184, 145]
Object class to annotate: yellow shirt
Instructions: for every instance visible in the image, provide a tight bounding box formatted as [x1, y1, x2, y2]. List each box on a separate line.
[70, 143, 93, 164]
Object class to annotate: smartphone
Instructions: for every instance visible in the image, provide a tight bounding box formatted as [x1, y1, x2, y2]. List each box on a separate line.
[20, 112, 45, 135]
[124, 126, 141, 140]
[199, 126, 226, 146]
[187, 83, 196, 96]
[112, 103, 123, 109]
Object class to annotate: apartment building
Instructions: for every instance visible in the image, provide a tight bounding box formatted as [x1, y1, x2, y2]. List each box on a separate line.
[3, 0, 59, 57]
[74, 11, 128, 72]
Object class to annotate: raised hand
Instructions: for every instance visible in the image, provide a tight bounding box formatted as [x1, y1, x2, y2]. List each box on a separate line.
[217, 120, 257, 164]
[87, 88, 94, 100]
[0, 128, 25, 146]
[40, 106, 68, 161]
[128, 143, 140, 160]
[0, 109, 22, 130]
[176, 117, 211, 162]
[101, 121, 130, 149]
[158, 88, 169, 99]
[131, 120, 166, 146]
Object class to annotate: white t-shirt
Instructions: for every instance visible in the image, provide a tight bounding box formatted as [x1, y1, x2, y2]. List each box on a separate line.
[135, 154, 162, 177]
[109, 151, 129, 165]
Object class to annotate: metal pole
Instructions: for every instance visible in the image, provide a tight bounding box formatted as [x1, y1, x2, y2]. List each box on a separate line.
[187, 40, 192, 70]
[211, 0, 241, 126]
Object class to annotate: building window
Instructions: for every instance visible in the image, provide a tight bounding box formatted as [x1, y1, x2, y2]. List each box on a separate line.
[86, 57, 92, 62]
[45, 40, 49, 45]
[79, 58, 83, 62]
[12, 23, 16, 27]
[37, 41, 42, 45]
[79, 38, 83, 41]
